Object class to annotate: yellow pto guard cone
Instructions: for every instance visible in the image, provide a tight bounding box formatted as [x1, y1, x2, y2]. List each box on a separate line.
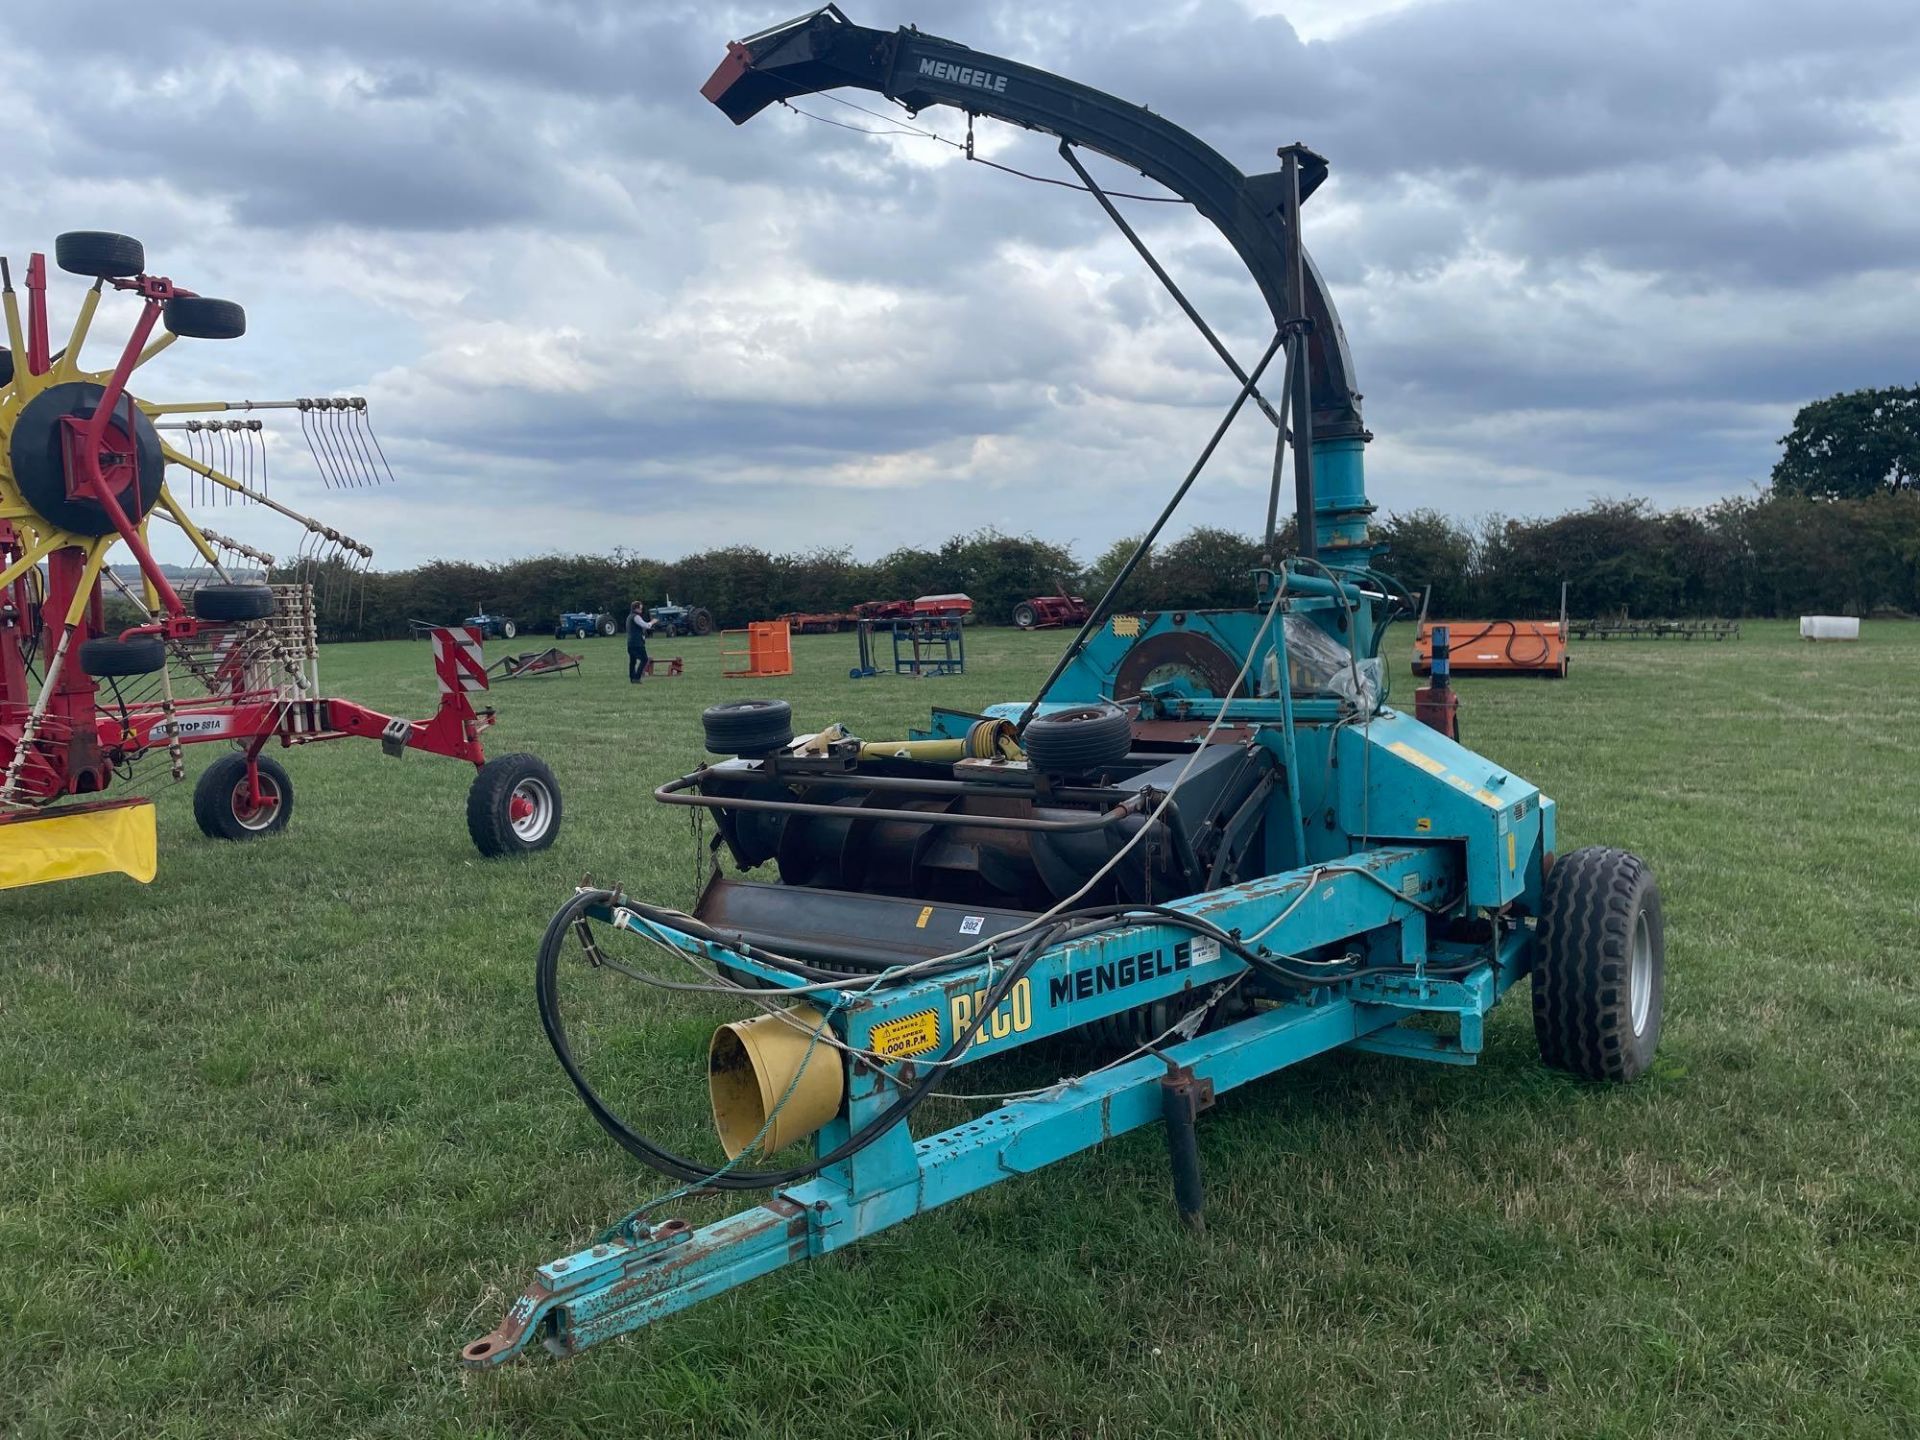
[0, 798, 158, 892]
[708, 1005, 845, 1159]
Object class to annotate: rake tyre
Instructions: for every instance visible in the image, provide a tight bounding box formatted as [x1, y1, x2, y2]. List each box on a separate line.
[164, 296, 247, 340]
[78, 636, 166, 677]
[192, 583, 276, 622]
[194, 753, 294, 840]
[468, 753, 562, 856]
[1532, 846, 1664, 1082]
[55, 230, 145, 278]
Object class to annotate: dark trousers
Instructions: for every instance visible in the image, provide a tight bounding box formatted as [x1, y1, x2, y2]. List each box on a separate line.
[628, 646, 648, 681]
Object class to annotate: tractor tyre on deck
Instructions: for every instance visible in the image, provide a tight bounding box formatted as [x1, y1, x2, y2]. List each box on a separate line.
[1532, 846, 1664, 1082]
[1021, 703, 1134, 776]
[701, 699, 793, 756]
[468, 753, 562, 856]
[193, 753, 294, 840]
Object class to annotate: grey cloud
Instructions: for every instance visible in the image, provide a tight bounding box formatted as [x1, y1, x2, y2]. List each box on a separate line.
[3, 0, 1915, 569]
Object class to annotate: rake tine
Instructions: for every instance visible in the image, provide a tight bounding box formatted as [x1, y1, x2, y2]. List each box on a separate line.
[328, 401, 354, 489]
[337, 400, 367, 488]
[298, 399, 335, 489]
[341, 398, 375, 488]
[357, 398, 397, 485]
[325, 399, 354, 489]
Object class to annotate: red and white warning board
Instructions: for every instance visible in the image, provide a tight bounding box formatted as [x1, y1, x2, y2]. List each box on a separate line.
[431, 626, 489, 694]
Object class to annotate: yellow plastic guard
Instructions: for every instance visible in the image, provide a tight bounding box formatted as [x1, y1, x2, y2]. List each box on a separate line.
[0, 800, 158, 891]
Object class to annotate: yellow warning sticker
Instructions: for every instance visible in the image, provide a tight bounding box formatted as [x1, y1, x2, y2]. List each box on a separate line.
[1508, 832, 1517, 871]
[1387, 740, 1448, 776]
[1416, 817, 1432, 832]
[869, 1009, 940, 1061]
[1111, 615, 1141, 638]
[915, 905, 934, 930]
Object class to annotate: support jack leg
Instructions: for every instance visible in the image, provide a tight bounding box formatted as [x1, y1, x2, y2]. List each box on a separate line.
[1160, 1065, 1214, 1233]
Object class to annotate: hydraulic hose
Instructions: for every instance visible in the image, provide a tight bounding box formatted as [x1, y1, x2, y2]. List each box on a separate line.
[537, 889, 1059, 1191]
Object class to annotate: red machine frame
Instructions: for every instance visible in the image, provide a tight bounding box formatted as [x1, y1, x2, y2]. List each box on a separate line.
[1, 237, 560, 886]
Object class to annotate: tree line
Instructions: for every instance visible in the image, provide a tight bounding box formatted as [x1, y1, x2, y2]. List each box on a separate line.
[297, 489, 1919, 642]
[295, 385, 1920, 639]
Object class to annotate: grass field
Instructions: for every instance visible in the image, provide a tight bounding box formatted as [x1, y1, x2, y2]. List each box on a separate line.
[5, 619, 1918, 1438]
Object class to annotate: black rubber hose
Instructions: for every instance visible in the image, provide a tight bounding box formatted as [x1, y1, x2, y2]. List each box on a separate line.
[539, 889, 1485, 1191]
[537, 890, 1059, 1190]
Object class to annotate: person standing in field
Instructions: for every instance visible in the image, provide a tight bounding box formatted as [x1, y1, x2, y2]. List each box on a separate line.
[627, 601, 656, 684]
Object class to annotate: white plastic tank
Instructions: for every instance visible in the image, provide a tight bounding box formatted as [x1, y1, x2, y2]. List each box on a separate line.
[1799, 616, 1861, 641]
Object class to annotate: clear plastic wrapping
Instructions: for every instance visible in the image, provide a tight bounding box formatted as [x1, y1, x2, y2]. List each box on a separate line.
[1280, 614, 1381, 712]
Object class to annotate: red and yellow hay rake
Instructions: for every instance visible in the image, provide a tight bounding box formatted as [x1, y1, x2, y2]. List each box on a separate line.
[0, 231, 561, 892]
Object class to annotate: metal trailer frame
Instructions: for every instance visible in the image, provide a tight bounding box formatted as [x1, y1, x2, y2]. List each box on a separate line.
[489, 645, 584, 680]
[1568, 617, 1740, 641]
[466, 7, 1652, 1367]
[891, 614, 964, 676]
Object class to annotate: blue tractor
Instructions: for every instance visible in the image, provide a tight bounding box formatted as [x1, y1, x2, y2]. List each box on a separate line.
[466, 9, 1666, 1368]
[461, 606, 517, 641]
[650, 594, 715, 637]
[554, 610, 618, 639]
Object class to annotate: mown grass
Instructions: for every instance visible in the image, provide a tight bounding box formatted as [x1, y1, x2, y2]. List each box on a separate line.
[3, 620, 1917, 1438]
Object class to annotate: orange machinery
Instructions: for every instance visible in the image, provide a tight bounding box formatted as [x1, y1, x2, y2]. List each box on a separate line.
[1413, 620, 1568, 678]
[722, 620, 794, 678]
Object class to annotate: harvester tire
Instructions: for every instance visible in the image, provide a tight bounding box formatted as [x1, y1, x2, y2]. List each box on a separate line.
[702, 699, 793, 756]
[78, 636, 166, 677]
[468, 753, 562, 856]
[1021, 703, 1134, 775]
[164, 296, 247, 340]
[690, 608, 715, 637]
[55, 230, 145, 278]
[1013, 602, 1038, 629]
[1532, 846, 1663, 1082]
[194, 753, 294, 840]
[192, 583, 277, 622]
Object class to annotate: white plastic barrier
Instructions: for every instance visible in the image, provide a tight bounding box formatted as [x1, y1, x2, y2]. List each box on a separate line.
[1799, 616, 1860, 641]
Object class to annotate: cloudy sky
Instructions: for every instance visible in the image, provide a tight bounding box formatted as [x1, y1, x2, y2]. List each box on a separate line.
[7, 0, 1916, 570]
